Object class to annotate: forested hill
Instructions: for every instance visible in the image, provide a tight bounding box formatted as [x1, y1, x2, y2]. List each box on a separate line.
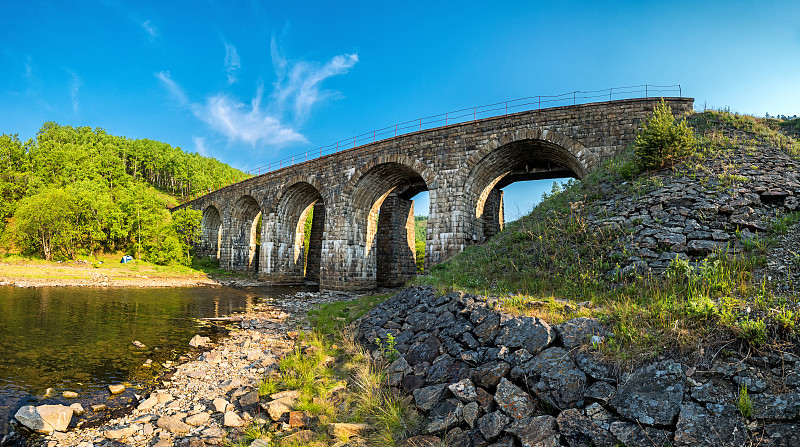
[0, 122, 246, 264]
[2, 122, 246, 199]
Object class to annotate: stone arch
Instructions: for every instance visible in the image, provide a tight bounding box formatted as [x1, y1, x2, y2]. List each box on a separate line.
[271, 175, 331, 212]
[342, 154, 436, 200]
[342, 157, 433, 288]
[229, 195, 261, 272]
[200, 205, 222, 260]
[266, 180, 327, 284]
[461, 129, 590, 242]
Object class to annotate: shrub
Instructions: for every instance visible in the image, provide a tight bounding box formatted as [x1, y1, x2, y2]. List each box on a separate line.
[634, 99, 696, 170]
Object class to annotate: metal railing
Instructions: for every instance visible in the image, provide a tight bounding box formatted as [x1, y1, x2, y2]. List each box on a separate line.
[184, 84, 682, 202]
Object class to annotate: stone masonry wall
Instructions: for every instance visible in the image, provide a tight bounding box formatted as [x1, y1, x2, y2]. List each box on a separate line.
[176, 97, 694, 291]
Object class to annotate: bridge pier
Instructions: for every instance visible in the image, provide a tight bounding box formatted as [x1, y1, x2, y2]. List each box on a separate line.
[482, 188, 505, 241]
[376, 195, 417, 288]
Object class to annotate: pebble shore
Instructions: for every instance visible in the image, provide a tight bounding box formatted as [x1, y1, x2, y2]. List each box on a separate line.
[16, 290, 358, 447]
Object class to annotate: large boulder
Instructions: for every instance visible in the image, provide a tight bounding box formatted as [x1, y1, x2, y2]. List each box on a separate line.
[555, 317, 605, 350]
[609, 360, 684, 426]
[511, 347, 586, 409]
[495, 315, 555, 354]
[673, 402, 747, 446]
[556, 408, 618, 447]
[14, 405, 72, 434]
[494, 378, 536, 420]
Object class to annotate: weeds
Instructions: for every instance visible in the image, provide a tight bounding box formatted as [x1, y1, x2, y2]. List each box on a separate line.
[737, 384, 754, 418]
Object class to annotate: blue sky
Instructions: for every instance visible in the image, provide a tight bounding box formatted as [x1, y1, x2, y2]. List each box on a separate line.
[2, 1, 799, 220]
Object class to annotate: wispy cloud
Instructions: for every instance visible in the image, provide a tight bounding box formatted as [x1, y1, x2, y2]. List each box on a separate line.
[191, 86, 306, 146]
[155, 71, 188, 106]
[270, 37, 358, 123]
[67, 69, 81, 112]
[142, 20, 157, 40]
[192, 136, 208, 156]
[157, 41, 357, 151]
[224, 43, 240, 84]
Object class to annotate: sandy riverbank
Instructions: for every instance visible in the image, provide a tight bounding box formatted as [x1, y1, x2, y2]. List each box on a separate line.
[0, 261, 264, 288]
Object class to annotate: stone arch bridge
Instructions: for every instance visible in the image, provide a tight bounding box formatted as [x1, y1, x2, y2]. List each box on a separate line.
[175, 97, 693, 291]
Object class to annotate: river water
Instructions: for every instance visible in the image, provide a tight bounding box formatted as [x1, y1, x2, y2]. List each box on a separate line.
[0, 285, 293, 437]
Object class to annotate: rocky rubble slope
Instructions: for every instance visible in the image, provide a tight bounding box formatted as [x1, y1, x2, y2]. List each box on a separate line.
[587, 141, 799, 278]
[359, 287, 800, 447]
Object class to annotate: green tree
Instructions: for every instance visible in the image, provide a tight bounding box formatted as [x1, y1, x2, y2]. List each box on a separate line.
[172, 207, 202, 265]
[634, 99, 696, 171]
[13, 188, 79, 260]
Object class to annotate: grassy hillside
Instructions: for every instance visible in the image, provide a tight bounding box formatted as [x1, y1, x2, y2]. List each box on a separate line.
[414, 108, 800, 365]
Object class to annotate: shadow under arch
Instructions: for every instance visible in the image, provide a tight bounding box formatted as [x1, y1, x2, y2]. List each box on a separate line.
[344, 156, 434, 288]
[267, 180, 327, 284]
[200, 205, 222, 260]
[462, 133, 587, 243]
[229, 195, 261, 273]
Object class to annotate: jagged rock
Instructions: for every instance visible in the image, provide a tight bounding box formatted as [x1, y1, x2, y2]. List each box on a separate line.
[223, 411, 245, 427]
[752, 392, 800, 420]
[212, 397, 232, 413]
[449, 378, 479, 403]
[585, 402, 614, 430]
[584, 381, 616, 404]
[471, 361, 511, 389]
[62, 391, 78, 399]
[477, 410, 510, 441]
[69, 403, 85, 416]
[189, 334, 211, 347]
[137, 394, 159, 411]
[463, 402, 481, 428]
[104, 425, 137, 439]
[14, 405, 73, 434]
[674, 402, 747, 446]
[609, 421, 672, 447]
[494, 315, 555, 354]
[751, 423, 800, 446]
[407, 337, 442, 365]
[108, 384, 125, 394]
[425, 398, 463, 435]
[185, 412, 210, 426]
[413, 383, 449, 411]
[426, 354, 470, 384]
[505, 415, 560, 447]
[402, 374, 426, 393]
[263, 398, 293, 421]
[474, 315, 501, 344]
[238, 390, 260, 407]
[556, 408, 618, 447]
[556, 317, 605, 350]
[609, 360, 684, 426]
[157, 415, 191, 434]
[511, 346, 586, 409]
[494, 378, 536, 420]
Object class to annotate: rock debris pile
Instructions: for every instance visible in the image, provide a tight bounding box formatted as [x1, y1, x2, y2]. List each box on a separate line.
[359, 287, 800, 446]
[587, 143, 800, 279]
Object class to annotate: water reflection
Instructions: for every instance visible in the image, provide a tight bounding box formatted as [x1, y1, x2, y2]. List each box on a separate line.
[0, 285, 276, 436]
